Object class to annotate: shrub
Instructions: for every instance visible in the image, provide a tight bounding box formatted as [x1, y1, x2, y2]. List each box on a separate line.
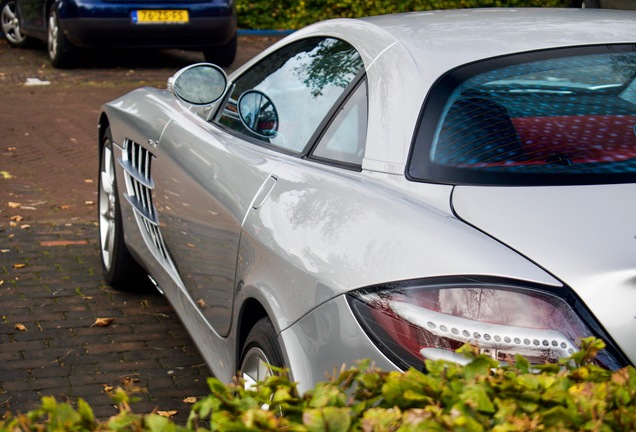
[236, 0, 569, 30]
[1, 338, 634, 431]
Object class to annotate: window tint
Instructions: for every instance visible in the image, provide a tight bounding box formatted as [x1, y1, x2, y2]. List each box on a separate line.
[312, 79, 368, 166]
[216, 38, 364, 153]
[409, 46, 636, 185]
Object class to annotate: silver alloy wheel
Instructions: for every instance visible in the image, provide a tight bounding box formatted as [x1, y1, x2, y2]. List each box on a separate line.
[47, 10, 58, 61]
[99, 144, 116, 271]
[240, 346, 273, 390]
[1, 0, 26, 45]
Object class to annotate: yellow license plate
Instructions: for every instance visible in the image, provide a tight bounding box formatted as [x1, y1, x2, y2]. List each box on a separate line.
[133, 10, 189, 24]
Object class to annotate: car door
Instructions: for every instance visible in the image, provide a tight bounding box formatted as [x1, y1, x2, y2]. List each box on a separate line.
[153, 37, 365, 337]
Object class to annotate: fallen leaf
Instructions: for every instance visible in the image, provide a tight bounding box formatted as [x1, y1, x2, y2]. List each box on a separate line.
[103, 384, 114, 392]
[10, 215, 24, 222]
[196, 299, 207, 309]
[7, 147, 16, 152]
[58, 205, 71, 210]
[15, 323, 27, 331]
[183, 397, 197, 404]
[92, 317, 114, 327]
[20, 224, 31, 230]
[8, 202, 21, 209]
[0, 171, 12, 179]
[122, 376, 140, 385]
[0, 250, 9, 253]
[85, 201, 94, 206]
[13, 263, 26, 269]
[157, 411, 177, 418]
[84, 179, 93, 183]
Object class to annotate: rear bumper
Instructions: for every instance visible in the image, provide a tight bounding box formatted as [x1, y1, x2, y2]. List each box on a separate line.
[279, 294, 400, 393]
[61, 17, 236, 48]
[58, 0, 236, 48]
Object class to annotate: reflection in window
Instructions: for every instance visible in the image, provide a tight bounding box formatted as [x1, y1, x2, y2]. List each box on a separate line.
[216, 38, 364, 153]
[410, 47, 636, 185]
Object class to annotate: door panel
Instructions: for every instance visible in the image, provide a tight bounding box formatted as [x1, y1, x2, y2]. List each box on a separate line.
[152, 115, 281, 336]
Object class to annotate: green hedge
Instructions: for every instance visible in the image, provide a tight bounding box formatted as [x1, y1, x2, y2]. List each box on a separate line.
[1, 338, 635, 431]
[236, 0, 569, 30]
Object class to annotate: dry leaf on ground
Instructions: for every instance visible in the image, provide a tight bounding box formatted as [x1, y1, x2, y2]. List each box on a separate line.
[157, 411, 177, 418]
[13, 263, 26, 269]
[92, 317, 115, 327]
[8, 202, 21, 208]
[15, 323, 27, 331]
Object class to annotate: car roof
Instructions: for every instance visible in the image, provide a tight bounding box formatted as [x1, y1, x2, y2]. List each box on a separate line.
[361, 8, 636, 72]
[236, 9, 636, 175]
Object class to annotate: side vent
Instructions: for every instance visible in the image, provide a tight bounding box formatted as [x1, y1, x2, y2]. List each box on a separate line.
[119, 139, 170, 262]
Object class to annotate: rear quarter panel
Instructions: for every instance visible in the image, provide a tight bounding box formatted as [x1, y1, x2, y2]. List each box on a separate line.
[237, 159, 562, 335]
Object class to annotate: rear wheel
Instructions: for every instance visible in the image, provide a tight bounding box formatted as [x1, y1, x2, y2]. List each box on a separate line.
[239, 317, 284, 389]
[47, 5, 78, 68]
[203, 34, 237, 67]
[1, 0, 28, 47]
[98, 127, 147, 290]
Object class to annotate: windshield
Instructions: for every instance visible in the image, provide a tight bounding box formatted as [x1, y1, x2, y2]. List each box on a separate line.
[408, 45, 636, 185]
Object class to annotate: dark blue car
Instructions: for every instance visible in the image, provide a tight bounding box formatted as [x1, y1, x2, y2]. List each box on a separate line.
[0, 0, 236, 68]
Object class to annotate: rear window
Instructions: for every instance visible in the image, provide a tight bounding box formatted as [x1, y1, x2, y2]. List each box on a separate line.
[408, 45, 636, 185]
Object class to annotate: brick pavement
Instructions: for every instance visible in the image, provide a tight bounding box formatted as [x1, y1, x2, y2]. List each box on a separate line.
[0, 224, 210, 421]
[0, 36, 280, 422]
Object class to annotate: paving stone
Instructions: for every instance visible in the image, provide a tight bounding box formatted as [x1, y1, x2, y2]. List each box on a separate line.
[0, 35, 284, 424]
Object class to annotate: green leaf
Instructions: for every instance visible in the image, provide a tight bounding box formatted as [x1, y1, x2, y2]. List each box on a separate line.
[302, 407, 351, 432]
[361, 407, 402, 431]
[76, 398, 95, 426]
[463, 356, 497, 380]
[308, 384, 347, 408]
[145, 413, 176, 432]
[459, 384, 495, 414]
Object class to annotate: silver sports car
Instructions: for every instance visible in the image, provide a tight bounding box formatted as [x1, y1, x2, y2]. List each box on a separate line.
[98, 8, 636, 390]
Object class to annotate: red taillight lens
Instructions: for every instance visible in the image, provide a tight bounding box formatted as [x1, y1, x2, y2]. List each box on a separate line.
[348, 280, 622, 370]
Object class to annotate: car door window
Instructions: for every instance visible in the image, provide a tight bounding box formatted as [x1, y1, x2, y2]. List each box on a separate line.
[216, 37, 364, 153]
[311, 79, 367, 167]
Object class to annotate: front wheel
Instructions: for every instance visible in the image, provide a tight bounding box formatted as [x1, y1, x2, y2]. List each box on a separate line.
[98, 127, 147, 290]
[203, 34, 237, 67]
[239, 317, 284, 389]
[47, 5, 78, 68]
[1, 0, 28, 47]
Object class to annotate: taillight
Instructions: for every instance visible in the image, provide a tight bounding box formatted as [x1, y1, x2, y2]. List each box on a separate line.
[347, 277, 624, 370]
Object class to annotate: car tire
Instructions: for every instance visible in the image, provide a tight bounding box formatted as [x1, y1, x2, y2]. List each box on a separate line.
[98, 127, 148, 291]
[203, 34, 237, 67]
[239, 317, 285, 388]
[1, 0, 29, 47]
[47, 5, 78, 68]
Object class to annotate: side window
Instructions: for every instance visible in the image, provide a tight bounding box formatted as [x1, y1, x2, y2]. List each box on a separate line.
[216, 37, 364, 153]
[311, 79, 367, 166]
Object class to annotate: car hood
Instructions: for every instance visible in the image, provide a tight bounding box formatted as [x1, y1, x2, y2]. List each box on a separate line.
[451, 184, 636, 365]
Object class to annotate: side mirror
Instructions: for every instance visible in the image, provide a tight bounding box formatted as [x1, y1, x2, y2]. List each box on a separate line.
[237, 90, 279, 138]
[168, 63, 227, 105]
